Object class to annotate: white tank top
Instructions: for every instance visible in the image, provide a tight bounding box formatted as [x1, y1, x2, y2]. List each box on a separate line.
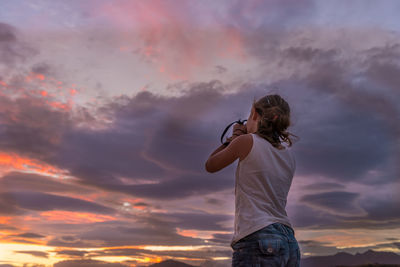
[231, 133, 296, 247]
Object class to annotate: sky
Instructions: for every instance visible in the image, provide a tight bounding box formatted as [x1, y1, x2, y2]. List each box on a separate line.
[0, 0, 400, 266]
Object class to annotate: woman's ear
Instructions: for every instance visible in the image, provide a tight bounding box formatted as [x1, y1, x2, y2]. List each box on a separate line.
[251, 107, 259, 121]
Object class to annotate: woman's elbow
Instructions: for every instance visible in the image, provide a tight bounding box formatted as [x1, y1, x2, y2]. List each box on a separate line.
[205, 160, 216, 173]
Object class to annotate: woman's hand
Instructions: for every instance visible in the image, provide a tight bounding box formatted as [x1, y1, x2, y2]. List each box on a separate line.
[233, 123, 247, 136]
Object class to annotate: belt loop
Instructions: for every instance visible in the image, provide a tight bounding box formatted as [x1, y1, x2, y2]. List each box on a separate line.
[281, 223, 289, 235]
[284, 225, 288, 235]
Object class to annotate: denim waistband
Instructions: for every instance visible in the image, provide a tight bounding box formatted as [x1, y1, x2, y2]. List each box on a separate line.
[238, 222, 296, 244]
[272, 222, 295, 236]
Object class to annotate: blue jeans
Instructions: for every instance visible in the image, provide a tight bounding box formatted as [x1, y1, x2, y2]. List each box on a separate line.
[231, 222, 301, 267]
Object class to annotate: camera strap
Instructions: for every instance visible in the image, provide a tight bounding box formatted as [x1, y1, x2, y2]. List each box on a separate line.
[220, 119, 247, 144]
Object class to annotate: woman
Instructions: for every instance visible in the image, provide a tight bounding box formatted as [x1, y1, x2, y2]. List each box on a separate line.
[205, 94, 300, 266]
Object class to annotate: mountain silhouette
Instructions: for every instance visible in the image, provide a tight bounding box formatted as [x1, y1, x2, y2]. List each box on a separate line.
[147, 259, 194, 267]
[301, 249, 400, 267]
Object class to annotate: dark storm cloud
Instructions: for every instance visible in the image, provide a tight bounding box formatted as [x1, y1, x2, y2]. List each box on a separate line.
[29, 60, 60, 82]
[286, 79, 397, 183]
[144, 211, 232, 231]
[0, 22, 37, 66]
[1, 47, 398, 202]
[301, 182, 345, 191]
[207, 233, 232, 245]
[50, 81, 237, 200]
[31, 62, 52, 75]
[0, 171, 95, 195]
[54, 249, 88, 257]
[106, 173, 233, 200]
[0, 23, 15, 42]
[0, 80, 236, 203]
[45, 210, 231, 248]
[298, 44, 400, 183]
[48, 223, 206, 248]
[290, 193, 400, 231]
[300, 191, 361, 214]
[363, 43, 400, 95]
[358, 195, 400, 222]
[289, 204, 342, 229]
[8, 232, 45, 239]
[0, 94, 72, 157]
[205, 197, 225, 206]
[0, 191, 115, 214]
[13, 250, 48, 258]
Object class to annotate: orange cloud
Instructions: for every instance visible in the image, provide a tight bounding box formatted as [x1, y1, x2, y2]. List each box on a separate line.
[69, 89, 77, 96]
[0, 216, 12, 224]
[39, 211, 116, 224]
[176, 229, 198, 238]
[0, 152, 66, 177]
[45, 100, 72, 111]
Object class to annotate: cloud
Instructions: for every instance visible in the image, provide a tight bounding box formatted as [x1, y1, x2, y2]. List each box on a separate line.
[298, 43, 400, 183]
[8, 232, 45, 239]
[206, 233, 232, 245]
[13, 250, 48, 258]
[300, 191, 361, 215]
[0, 72, 398, 247]
[289, 194, 400, 231]
[300, 182, 346, 191]
[0, 171, 95, 195]
[43, 209, 231, 248]
[145, 211, 232, 231]
[0, 22, 37, 66]
[54, 249, 88, 257]
[0, 191, 115, 214]
[288, 83, 396, 183]
[0, 94, 72, 156]
[358, 195, 400, 222]
[78, 211, 229, 246]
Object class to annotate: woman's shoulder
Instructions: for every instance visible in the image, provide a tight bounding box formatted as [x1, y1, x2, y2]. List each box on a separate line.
[236, 133, 254, 162]
[253, 133, 287, 151]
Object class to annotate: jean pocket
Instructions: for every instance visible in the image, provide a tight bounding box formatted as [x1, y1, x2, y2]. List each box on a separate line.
[258, 236, 284, 257]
